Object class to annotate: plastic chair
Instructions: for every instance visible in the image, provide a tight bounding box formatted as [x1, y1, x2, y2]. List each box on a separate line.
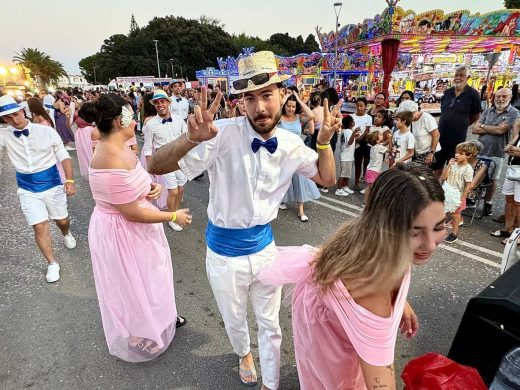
[462, 157, 495, 226]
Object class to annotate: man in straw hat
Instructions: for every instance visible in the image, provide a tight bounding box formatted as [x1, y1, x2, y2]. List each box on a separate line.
[148, 51, 342, 389]
[143, 89, 188, 232]
[0, 95, 77, 283]
[169, 79, 190, 121]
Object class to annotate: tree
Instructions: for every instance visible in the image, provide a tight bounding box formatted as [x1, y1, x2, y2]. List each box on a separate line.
[13, 48, 66, 88]
[303, 34, 320, 53]
[129, 14, 139, 36]
[505, 0, 520, 8]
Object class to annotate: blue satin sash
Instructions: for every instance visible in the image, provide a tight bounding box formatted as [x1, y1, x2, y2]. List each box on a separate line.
[206, 221, 274, 257]
[16, 165, 62, 193]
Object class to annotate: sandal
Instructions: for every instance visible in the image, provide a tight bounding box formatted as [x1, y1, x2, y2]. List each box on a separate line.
[176, 316, 187, 328]
[298, 214, 309, 222]
[238, 357, 258, 387]
[128, 337, 161, 358]
[491, 230, 510, 238]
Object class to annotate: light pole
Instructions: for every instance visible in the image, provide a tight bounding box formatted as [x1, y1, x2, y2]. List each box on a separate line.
[169, 59, 174, 78]
[93, 65, 97, 85]
[153, 39, 161, 78]
[333, 2, 342, 88]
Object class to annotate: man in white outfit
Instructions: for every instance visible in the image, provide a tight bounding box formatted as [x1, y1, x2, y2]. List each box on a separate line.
[42, 90, 56, 127]
[169, 79, 189, 121]
[142, 90, 188, 232]
[0, 95, 77, 283]
[148, 51, 341, 389]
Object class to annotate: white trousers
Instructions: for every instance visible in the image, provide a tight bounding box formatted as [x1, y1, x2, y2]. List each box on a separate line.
[206, 243, 282, 390]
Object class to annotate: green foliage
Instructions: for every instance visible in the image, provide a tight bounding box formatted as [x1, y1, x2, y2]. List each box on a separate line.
[505, 0, 520, 9]
[13, 48, 67, 88]
[79, 15, 321, 83]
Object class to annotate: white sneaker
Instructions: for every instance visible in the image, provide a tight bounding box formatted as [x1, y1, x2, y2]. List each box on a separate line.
[299, 214, 309, 222]
[360, 189, 366, 194]
[168, 221, 183, 232]
[64, 145, 76, 151]
[46, 262, 60, 283]
[279, 203, 287, 210]
[335, 188, 349, 197]
[343, 187, 354, 194]
[63, 232, 76, 249]
[319, 187, 329, 193]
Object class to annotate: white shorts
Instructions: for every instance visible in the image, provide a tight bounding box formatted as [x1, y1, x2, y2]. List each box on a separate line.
[18, 185, 68, 226]
[162, 170, 187, 190]
[339, 161, 354, 179]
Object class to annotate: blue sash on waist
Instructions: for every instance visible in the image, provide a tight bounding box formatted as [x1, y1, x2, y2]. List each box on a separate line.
[206, 221, 274, 257]
[16, 165, 62, 193]
[44, 104, 54, 109]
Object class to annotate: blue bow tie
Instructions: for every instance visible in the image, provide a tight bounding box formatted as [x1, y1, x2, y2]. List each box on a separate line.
[14, 129, 29, 138]
[251, 137, 278, 154]
[162, 117, 173, 124]
[176, 97, 182, 103]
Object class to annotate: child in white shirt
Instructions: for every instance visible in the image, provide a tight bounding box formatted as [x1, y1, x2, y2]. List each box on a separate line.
[364, 130, 391, 205]
[336, 115, 359, 197]
[390, 110, 415, 166]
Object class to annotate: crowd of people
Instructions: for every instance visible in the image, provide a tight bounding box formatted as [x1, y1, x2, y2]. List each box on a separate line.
[0, 50, 517, 388]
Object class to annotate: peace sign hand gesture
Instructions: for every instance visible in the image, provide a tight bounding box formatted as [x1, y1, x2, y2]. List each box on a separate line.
[317, 98, 344, 145]
[187, 86, 223, 143]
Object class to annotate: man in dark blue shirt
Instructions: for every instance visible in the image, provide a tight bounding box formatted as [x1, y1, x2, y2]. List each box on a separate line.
[432, 65, 481, 174]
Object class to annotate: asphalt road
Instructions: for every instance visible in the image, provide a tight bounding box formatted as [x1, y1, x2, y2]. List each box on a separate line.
[0, 135, 504, 389]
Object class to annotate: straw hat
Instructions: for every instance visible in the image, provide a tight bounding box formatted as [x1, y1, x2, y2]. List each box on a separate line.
[230, 51, 290, 94]
[150, 90, 171, 102]
[0, 95, 22, 117]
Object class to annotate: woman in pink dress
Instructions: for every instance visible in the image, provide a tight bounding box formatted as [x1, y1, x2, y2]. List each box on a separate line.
[88, 94, 192, 362]
[259, 163, 446, 389]
[75, 102, 96, 178]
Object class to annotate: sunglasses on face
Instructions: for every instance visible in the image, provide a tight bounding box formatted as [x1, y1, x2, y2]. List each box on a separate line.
[232, 72, 276, 91]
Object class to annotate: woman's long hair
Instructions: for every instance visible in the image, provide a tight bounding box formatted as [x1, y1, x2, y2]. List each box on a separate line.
[313, 163, 444, 296]
[27, 97, 54, 128]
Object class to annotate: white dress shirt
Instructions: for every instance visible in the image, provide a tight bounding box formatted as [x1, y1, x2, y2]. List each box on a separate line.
[169, 96, 189, 120]
[142, 114, 187, 157]
[0, 121, 70, 174]
[179, 116, 319, 228]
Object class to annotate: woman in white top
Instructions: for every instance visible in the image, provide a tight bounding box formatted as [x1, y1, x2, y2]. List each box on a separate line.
[353, 97, 373, 191]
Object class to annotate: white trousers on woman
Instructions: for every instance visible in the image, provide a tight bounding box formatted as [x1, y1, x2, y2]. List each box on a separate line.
[205, 242, 282, 390]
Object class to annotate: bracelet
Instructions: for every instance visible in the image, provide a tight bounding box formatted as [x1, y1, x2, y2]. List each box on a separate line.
[65, 179, 75, 184]
[185, 132, 200, 145]
[171, 212, 177, 222]
[316, 142, 331, 150]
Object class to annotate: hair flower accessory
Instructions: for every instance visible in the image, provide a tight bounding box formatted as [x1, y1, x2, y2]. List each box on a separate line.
[121, 106, 133, 128]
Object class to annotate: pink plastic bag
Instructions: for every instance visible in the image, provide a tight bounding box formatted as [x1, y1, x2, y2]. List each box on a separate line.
[401, 353, 488, 390]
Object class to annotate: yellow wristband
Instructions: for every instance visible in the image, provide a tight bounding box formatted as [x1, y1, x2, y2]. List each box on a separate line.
[316, 143, 331, 150]
[65, 179, 75, 184]
[171, 212, 177, 222]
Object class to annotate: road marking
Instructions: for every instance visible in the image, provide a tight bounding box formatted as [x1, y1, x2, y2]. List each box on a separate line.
[438, 245, 500, 269]
[312, 196, 502, 269]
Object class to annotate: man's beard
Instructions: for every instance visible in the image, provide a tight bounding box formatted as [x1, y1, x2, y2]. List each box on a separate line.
[495, 102, 509, 111]
[247, 110, 282, 135]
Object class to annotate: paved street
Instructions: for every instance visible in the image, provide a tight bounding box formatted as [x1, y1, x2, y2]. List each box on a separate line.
[0, 136, 504, 389]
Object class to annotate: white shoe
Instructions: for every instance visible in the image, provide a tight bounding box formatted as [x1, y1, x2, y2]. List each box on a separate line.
[299, 214, 309, 222]
[279, 203, 287, 210]
[343, 187, 354, 194]
[64, 145, 76, 151]
[63, 232, 76, 249]
[46, 262, 60, 283]
[319, 187, 329, 193]
[335, 188, 349, 197]
[169, 221, 183, 232]
[360, 189, 366, 194]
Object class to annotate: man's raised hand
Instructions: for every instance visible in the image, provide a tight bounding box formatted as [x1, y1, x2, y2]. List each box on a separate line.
[187, 86, 223, 143]
[318, 98, 344, 145]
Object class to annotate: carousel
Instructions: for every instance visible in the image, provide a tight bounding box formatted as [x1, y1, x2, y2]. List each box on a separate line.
[316, 1, 520, 110]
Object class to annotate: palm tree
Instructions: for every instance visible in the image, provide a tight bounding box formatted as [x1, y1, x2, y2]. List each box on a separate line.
[13, 48, 67, 89]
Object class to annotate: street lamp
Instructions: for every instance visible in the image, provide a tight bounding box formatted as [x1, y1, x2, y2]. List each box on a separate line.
[333, 2, 342, 88]
[93, 65, 97, 85]
[153, 39, 161, 78]
[169, 59, 174, 78]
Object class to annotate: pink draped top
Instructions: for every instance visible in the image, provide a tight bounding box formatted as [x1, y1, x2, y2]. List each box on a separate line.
[257, 245, 411, 389]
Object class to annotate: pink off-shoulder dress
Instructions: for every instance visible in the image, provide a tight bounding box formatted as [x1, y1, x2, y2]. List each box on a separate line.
[88, 160, 177, 362]
[258, 246, 411, 390]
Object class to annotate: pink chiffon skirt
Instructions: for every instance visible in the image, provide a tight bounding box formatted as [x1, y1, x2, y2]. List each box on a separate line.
[88, 205, 176, 362]
[75, 126, 94, 178]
